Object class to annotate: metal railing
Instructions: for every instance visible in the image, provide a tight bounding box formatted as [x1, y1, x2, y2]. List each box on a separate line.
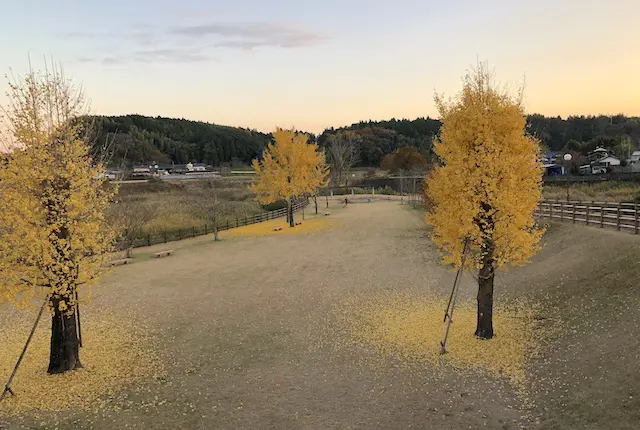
[127, 199, 309, 248]
[535, 200, 639, 234]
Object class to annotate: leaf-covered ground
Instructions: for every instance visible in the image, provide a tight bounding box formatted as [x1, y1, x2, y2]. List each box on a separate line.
[0, 308, 166, 423]
[222, 212, 334, 238]
[1, 201, 639, 429]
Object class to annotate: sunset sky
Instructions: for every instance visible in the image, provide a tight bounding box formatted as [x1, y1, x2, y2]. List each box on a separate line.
[1, 0, 638, 133]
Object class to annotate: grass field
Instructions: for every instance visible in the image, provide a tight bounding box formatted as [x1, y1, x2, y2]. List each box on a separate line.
[111, 179, 265, 235]
[1, 201, 639, 429]
[544, 181, 640, 202]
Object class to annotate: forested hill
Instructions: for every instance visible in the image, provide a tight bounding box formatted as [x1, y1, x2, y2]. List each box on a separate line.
[91, 115, 272, 167]
[318, 118, 442, 166]
[320, 115, 640, 166]
[92, 114, 640, 168]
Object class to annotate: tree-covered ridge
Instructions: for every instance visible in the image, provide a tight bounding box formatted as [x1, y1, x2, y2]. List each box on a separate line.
[92, 115, 272, 167]
[321, 115, 640, 166]
[318, 118, 440, 166]
[91, 114, 640, 168]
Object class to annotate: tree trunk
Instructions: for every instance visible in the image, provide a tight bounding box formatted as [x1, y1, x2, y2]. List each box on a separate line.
[288, 199, 295, 227]
[326, 195, 328, 208]
[475, 240, 495, 339]
[126, 247, 133, 258]
[213, 224, 219, 241]
[314, 195, 318, 214]
[48, 296, 82, 374]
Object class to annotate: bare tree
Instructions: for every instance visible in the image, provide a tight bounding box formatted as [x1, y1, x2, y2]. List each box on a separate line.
[189, 179, 223, 241]
[108, 197, 157, 258]
[326, 131, 360, 187]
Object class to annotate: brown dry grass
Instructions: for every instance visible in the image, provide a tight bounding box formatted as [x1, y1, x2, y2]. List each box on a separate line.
[110, 180, 265, 235]
[544, 181, 640, 202]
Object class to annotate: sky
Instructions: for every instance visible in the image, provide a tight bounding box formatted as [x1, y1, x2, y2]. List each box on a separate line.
[1, 0, 639, 133]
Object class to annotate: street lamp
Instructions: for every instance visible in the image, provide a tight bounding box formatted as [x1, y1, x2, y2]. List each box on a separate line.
[563, 153, 573, 201]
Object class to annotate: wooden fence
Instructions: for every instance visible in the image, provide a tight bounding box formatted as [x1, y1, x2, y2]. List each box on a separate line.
[128, 199, 309, 249]
[536, 200, 640, 234]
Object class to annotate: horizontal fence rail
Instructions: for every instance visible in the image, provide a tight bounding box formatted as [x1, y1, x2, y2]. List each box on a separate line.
[535, 199, 639, 235]
[126, 198, 309, 249]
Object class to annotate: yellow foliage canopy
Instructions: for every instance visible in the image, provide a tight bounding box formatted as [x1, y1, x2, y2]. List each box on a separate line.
[250, 128, 329, 204]
[426, 67, 544, 270]
[0, 68, 115, 311]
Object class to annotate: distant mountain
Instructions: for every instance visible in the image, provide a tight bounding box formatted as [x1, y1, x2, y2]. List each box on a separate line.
[90, 114, 640, 168]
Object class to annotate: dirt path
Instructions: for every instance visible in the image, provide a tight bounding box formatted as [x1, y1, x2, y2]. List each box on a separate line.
[2, 201, 639, 429]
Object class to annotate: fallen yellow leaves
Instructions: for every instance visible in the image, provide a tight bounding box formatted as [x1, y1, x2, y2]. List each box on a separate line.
[223, 215, 333, 238]
[333, 292, 544, 390]
[0, 309, 165, 417]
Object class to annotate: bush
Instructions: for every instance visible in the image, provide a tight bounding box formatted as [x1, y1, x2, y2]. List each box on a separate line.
[261, 200, 287, 211]
[376, 186, 395, 195]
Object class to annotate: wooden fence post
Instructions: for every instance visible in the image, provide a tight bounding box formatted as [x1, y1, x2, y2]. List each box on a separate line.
[600, 204, 604, 228]
[635, 204, 639, 235]
[572, 202, 576, 223]
[616, 205, 621, 231]
[164, 231, 167, 243]
[236, 217, 239, 228]
[205, 224, 208, 235]
[178, 229, 182, 240]
[549, 201, 553, 220]
[147, 234, 151, 247]
[586, 203, 590, 226]
[560, 201, 564, 221]
[192, 227, 196, 237]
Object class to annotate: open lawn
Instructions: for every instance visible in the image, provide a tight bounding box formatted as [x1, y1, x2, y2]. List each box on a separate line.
[1, 201, 639, 429]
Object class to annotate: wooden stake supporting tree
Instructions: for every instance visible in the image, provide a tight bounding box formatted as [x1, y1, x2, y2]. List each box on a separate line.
[0, 64, 115, 375]
[426, 64, 544, 339]
[250, 128, 329, 227]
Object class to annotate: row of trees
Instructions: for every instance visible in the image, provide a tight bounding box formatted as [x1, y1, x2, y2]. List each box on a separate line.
[88, 112, 640, 170]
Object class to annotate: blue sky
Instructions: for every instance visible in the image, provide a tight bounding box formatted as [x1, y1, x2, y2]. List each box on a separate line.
[1, 0, 638, 133]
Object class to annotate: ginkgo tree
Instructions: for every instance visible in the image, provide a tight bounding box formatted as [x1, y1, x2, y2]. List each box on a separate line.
[0, 65, 115, 373]
[426, 65, 544, 339]
[251, 128, 329, 227]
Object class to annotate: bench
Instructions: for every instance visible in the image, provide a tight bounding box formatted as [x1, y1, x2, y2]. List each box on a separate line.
[273, 227, 283, 231]
[153, 250, 174, 258]
[295, 222, 302, 226]
[107, 258, 132, 267]
[324, 213, 330, 216]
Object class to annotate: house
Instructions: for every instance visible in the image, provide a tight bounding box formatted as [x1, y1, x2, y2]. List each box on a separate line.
[628, 151, 640, 172]
[541, 151, 560, 165]
[132, 165, 152, 177]
[543, 163, 565, 176]
[587, 147, 610, 163]
[580, 155, 621, 174]
[189, 163, 208, 172]
[540, 151, 566, 175]
[594, 156, 621, 168]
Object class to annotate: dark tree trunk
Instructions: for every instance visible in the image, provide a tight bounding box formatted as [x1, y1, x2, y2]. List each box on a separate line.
[288, 199, 295, 227]
[126, 247, 133, 258]
[314, 196, 318, 214]
[48, 297, 82, 374]
[475, 237, 496, 339]
[213, 224, 219, 241]
[326, 195, 328, 208]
